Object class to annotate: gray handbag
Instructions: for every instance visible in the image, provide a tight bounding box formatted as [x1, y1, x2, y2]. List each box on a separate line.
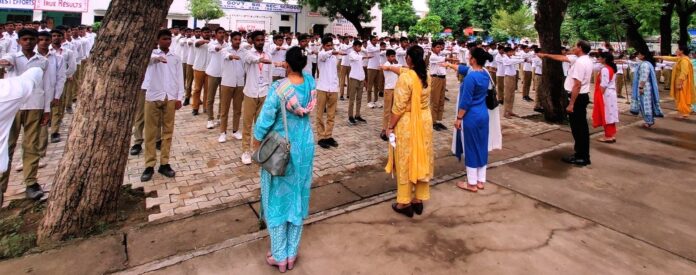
[252, 86, 291, 176]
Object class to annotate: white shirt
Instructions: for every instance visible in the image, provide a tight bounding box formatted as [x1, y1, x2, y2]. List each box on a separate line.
[532, 55, 543, 75]
[616, 64, 627, 75]
[522, 51, 534, 72]
[495, 53, 505, 74]
[502, 55, 525, 76]
[267, 43, 287, 77]
[40, 51, 65, 104]
[348, 51, 365, 81]
[221, 46, 246, 87]
[429, 52, 447, 76]
[179, 37, 190, 64]
[70, 37, 86, 64]
[383, 61, 401, 90]
[340, 44, 352, 66]
[205, 40, 228, 77]
[396, 46, 407, 66]
[0, 37, 13, 59]
[170, 34, 181, 58]
[563, 54, 575, 76]
[564, 55, 593, 94]
[192, 38, 211, 71]
[143, 49, 185, 101]
[1, 68, 43, 172]
[599, 66, 616, 91]
[243, 49, 273, 98]
[366, 42, 381, 69]
[1, 51, 52, 111]
[50, 45, 77, 78]
[316, 49, 339, 92]
[186, 37, 198, 65]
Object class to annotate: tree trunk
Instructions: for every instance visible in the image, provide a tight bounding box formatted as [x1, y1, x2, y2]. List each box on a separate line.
[37, 0, 174, 244]
[677, 11, 691, 47]
[660, 1, 675, 55]
[341, 12, 365, 38]
[534, 0, 570, 123]
[623, 10, 651, 56]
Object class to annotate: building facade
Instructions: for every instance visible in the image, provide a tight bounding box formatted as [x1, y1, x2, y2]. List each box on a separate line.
[0, 0, 382, 36]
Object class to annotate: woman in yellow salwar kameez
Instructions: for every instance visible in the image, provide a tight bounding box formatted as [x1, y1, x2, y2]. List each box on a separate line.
[656, 45, 696, 118]
[383, 46, 435, 218]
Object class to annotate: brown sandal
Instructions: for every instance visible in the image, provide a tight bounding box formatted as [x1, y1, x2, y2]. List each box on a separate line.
[476, 182, 485, 190]
[456, 182, 478, 192]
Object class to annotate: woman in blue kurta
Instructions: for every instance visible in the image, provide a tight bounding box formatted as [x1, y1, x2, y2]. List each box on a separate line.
[445, 48, 493, 192]
[253, 47, 316, 273]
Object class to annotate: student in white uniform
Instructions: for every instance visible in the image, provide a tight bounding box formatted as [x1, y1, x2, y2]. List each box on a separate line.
[205, 27, 229, 129]
[217, 31, 246, 143]
[268, 35, 287, 81]
[191, 27, 212, 115]
[347, 40, 369, 125]
[379, 49, 402, 141]
[315, 37, 342, 149]
[49, 29, 76, 144]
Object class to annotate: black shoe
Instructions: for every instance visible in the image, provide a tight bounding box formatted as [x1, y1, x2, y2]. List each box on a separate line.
[437, 123, 448, 131]
[433, 123, 442, 131]
[349, 117, 357, 125]
[355, 116, 366, 123]
[445, 96, 450, 102]
[50, 133, 61, 143]
[318, 139, 331, 149]
[380, 131, 388, 141]
[327, 137, 338, 147]
[141, 167, 154, 182]
[391, 203, 414, 218]
[413, 203, 424, 215]
[561, 155, 591, 166]
[340, 96, 345, 101]
[130, 144, 142, 155]
[498, 100, 504, 105]
[379, 91, 384, 97]
[156, 141, 162, 151]
[523, 96, 534, 102]
[25, 183, 44, 200]
[183, 97, 190, 106]
[192, 109, 199, 116]
[533, 107, 545, 113]
[158, 164, 176, 178]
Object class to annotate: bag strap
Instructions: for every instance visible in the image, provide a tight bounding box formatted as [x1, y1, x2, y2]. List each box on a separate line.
[483, 68, 496, 90]
[277, 79, 291, 142]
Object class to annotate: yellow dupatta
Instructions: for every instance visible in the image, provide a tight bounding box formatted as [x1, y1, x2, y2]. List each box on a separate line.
[663, 56, 696, 115]
[385, 69, 431, 183]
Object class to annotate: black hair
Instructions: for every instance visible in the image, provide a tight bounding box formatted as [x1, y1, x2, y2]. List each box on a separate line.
[520, 44, 528, 49]
[503, 46, 513, 52]
[32, 21, 40, 24]
[432, 40, 444, 47]
[636, 48, 656, 67]
[18, 28, 38, 38]
[353, 40, 362, 46]
[171, 26, 180, 29]
[37, 31, 50, 38]
[215, 27, 225, 33]
[193, 28, 201, 31]
[470, 47, 493, 67]
[533, 47, 541, 53]
[298, 33, 310, 41]
[406, 45, 428, 88]
[50, 29, 64, 37]
[201, 27, 210, 32]
[285, 46, 307, 73]
[158, 29, 172, 39]
[599, 52, 617, 73]
[380, 41, 386, 47]
[576, 40, 591, 54]
[678, 44, 691, 55]
[321, 37, 333, 45]
[250, 30, 265, 40]
[400, 37, 409, 43]
[273, 35, 284, 41]
[386, 49, 396, 56]
[230, 31, 242, 38]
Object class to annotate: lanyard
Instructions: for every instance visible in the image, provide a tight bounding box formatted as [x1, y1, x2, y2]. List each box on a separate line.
[257, 51, 266, 73]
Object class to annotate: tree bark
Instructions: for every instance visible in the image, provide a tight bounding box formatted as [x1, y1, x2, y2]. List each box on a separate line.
[677, 10, 691, 47]
[534, 0, 569, 123]
[37, 0, 174, 244]
[340, 12, 365, 37]
[623, 10, 651, 56]
[660, 1, 675, 55]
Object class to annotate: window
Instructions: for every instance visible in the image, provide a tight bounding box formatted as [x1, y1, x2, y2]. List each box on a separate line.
[172, 20, 188, 28]
[279, 26, 291, 34]
[7, 14, 32, 23]
[281, 15, 290, 21]
[94, 16, 104, 23]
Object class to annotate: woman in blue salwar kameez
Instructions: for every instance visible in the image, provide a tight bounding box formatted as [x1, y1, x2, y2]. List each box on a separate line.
[628, 50, 664, 128]
[253, 47, 316, 273]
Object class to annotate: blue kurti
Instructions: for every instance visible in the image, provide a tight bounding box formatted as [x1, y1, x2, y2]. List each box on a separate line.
[254, 73, 316, 228]
[457, 66, 490, 168]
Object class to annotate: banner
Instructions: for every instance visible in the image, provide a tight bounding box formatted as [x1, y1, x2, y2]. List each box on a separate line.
[34, 0, 88, 13]
[0, 0, 35, 10]
[236, 20, 265, 32]
[220, 1, 302, 13]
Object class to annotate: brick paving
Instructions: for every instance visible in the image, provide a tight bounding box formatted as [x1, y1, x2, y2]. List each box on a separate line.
[4, 71, 645, 222]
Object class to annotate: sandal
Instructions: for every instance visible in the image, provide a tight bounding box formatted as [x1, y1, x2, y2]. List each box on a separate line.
[597, 138, 616, 143]
[456, 182, 478, 192]
[476, 182, 485, 190]
[288, 255, 298, 270]
[642, 123, 653, 129]
[266, 254, 288, 273]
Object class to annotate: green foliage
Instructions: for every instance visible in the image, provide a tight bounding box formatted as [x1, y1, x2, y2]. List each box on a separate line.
[300, 0, 388, 32]
[409, 15, 444, 36]
[92, 22, 101, 32]
[490, 5, 535, 40]
[0, 215, 36, 260]
[562, 0, 662, 42]
[188, 0, 224, 23]
[381, 0, 418, 34]
[428, 0, 469, 30]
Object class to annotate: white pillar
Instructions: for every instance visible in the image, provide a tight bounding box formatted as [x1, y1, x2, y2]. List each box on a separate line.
[33, 10, 43, 21]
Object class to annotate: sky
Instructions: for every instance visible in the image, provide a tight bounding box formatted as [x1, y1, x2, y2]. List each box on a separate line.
[412, 0, 429, 12]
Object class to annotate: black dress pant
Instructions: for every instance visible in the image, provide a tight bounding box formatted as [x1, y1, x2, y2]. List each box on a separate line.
[568, 93, 590, 160]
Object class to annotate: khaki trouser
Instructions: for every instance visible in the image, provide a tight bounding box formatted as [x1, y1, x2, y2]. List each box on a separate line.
[0, 110, 43, 191]
[315, 90, 338, 139]
[430, 77, 446, 122]
[51, 83, 70, 134]
[192, 70, 208, 111]
[490, 69, 497, 85]
[615, 74, 626, 98]
[219, 85, 244, 133]
[242, 95, 266, 152]
[339, 65, 351, 98]
[144, 100, 176, 167]
[38, 124, 48, 157]
[366, 68, 380, 103]
[64, 76, 76, 110]
[347, 78, 364, 118]
[504, 76, 517, 114]
[534, 74, 543, 108]
[663, 69, 672, 88]
[133, 90, 161, 145]
[185, 64, 194, 98]
[382, 89, 394, 130]
[497, 75, 506, 101]
[206, 75, 222, 121]
[377, 70, 384, 95]
[522, 71, 532, 97]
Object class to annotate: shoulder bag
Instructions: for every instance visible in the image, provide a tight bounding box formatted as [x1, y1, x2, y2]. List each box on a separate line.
[252, 81, 291, 176]
[484, 69, 499, 110]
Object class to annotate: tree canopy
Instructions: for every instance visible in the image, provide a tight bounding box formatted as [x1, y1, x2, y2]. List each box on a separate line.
[490, 4, 535, 41]
[409, 15, 444, 36]
[188, 0, 224, 24]
[381, 0, 418, 34]
[300, 0, 388, 35]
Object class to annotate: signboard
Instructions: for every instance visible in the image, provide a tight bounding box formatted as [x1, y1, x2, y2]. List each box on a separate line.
[220, 1, 302, 13]
[236, 20, 265, 32]
[307, 11, 321, 17]
[0, 0, 35, 10]
[34, 0, 88, 12]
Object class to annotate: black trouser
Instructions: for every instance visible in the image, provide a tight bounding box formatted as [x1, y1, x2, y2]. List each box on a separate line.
[568, 93, 590, 160]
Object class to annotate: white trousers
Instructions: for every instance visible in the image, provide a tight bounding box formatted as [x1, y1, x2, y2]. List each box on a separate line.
[466, 165, 487, 185]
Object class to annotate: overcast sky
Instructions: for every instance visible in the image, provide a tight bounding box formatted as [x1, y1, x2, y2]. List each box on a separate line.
[412, 0, 428, 12]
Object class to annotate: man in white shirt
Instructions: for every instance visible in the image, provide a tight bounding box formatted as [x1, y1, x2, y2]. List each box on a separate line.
[36, 31, 66, 171]
[0, 29, 50, 201]
[315, 37, 343, 149]
[347, 40, 369, 125]
[0, 68, 44, 205]
[429, 40, 451, 131]
[379, 49, 401, 141]
[191, 27, 212, 115]
[217, 31, 246, 143]
[395, 37, 408, 66]
[539, 40, 594, 166]
[337, 36, 352, 100]
[268, 35, 287, 81]
[531, 47, 544, 112]
[297, 34, 313, 74]
[169, 26, 181, 59]
[140, 30, 184, 182]
[494, 46, 506, 102]
[501, 46, 526, 118]
[179, 28, 193, 105]
[205, 27, 229, 129]
[520, 44, 535, 102]
[49, 29, 76, 143]
[365, 36, 381, 108]
[240, 31, 278, 165]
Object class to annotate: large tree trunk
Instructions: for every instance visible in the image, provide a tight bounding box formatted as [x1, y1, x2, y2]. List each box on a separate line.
[623, 12, 652, 56]
[534, 0, 570, 123]
[37, 0, 174, 244]
[340, 12, 365, 37]
[660, 1, 675, 55]
[677, 10, 691, 47]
